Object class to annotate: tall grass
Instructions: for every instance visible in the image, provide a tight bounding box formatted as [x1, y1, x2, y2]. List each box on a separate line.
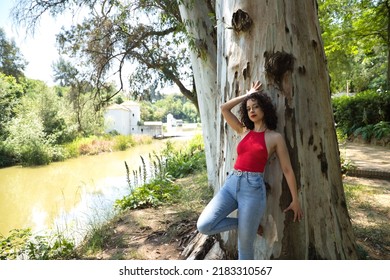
[115, 134, 206, 211]
[62, 134, 153, 159]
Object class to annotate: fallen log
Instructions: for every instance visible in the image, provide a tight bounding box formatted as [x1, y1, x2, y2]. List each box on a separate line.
[180, 231, 226, 260]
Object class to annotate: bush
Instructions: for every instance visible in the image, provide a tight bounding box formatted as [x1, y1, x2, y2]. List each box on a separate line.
[116, 135, 206, 211]
[62, 134, 144, 159]
[19, 142, 51, 166]
[113, 135, 135, 151]
[49, 145, 67, 162]
[0, 228, 75, 260]
[332, 90, 390, 139]
[62, 140, 80, 158]
[373, 121, 390, 140]
[0, 141, 17, 168]
[65, 136, 114, 156]
[162, 135, 206, 178]
[115, 178, 180, 210]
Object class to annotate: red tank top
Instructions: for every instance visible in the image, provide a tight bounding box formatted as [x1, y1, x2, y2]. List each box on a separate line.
[234, 130, 268, 172]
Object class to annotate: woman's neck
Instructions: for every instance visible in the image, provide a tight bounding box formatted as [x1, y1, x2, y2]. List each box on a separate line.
[253, 122, 267, 132]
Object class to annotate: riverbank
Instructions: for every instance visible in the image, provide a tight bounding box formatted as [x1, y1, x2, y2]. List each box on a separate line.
[0, 134, 154, 168]
[0, 138, 175, 237]
[74, 169, 389, 260]
[76, 171, 212, 260]
[0, 133, 205, 259]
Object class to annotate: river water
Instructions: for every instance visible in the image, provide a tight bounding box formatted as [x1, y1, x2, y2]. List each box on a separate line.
[0, 140, 174, 241]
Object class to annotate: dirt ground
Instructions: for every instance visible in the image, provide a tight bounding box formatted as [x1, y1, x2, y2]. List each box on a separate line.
[77, 176, 390, 260]
[342, 176, 390, 260]
[78, 206, 192, 260]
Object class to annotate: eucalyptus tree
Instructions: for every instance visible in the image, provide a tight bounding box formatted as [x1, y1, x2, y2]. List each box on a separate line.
[12, 0, 359, 259]
[179, 0, 358, 259]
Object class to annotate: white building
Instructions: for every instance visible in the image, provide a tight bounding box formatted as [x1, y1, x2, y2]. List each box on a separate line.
[104, 101, 141, 135]
[104, 101, 163, 137]
[167, 113, 183, 128]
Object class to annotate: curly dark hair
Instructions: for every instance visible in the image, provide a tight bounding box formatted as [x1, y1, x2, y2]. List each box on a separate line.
[238, 91, 278, 130]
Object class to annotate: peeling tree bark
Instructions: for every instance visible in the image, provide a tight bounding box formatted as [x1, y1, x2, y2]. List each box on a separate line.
[179, 0, 358, 259]
[178, 0, 219, 188]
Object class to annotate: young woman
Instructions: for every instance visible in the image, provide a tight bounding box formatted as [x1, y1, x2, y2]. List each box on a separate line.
[197, 81, 303, 260]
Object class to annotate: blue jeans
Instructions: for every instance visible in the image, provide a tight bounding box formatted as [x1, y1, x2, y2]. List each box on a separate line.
[197, 170, 267, 260]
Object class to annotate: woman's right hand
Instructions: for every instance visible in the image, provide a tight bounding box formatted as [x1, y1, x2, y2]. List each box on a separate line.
[246, 81, 263, 95]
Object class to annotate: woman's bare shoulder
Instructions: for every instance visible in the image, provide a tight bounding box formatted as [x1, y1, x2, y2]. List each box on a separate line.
[266, 129, 282, 138]
[265, 130, 284, 145]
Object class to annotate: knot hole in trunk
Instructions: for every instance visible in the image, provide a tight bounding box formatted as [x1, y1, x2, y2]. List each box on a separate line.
[231, 9, 252, 32]
[264, 51, 294, 85]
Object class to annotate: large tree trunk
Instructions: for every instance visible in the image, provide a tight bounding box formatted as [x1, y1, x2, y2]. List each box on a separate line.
[180, 0, 358, 259]
[178, 0, 219, 189]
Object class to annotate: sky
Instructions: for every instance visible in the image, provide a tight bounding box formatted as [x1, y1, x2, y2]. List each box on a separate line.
[0, 0, 72, 85]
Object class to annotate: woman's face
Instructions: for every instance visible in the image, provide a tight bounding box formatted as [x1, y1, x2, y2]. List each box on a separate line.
[246, 99, 264, 122]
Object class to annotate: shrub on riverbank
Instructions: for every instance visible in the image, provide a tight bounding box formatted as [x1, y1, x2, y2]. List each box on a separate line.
[115, 134, 206, 211]
[113, 135, 135, 151]
[0, 228, 76, 260]
[0, 134, 153, 167]
[115, 177, 181, 210]
[161, 135, 206, 179]
[63, 134, 152, 157]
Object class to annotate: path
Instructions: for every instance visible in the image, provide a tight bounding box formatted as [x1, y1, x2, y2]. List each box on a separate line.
[341, 142, 390, 180]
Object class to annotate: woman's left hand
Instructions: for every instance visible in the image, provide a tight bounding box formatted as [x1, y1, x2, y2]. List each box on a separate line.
[283, 200, 303, 222]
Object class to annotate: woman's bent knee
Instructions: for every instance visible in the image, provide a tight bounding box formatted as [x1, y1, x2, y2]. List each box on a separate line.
[196, 207, 215, 234]
[197, 218, 211, 235]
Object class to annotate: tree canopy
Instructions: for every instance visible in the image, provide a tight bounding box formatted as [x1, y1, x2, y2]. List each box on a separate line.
[11, 0, 197, 107]
[0, 27, 26, 80]
[318, 0, 390, 93]
[9, 0, 390, 99]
